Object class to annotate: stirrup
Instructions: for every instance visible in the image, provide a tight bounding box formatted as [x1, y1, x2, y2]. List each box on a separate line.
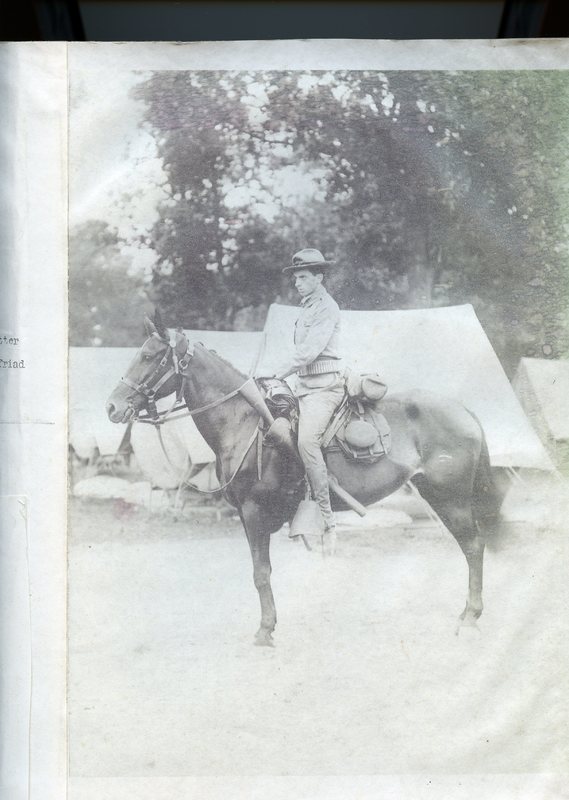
[289, 498, 325, 538]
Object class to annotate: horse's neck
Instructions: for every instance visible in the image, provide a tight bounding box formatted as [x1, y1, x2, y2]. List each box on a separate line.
[184, 388, 255, 456]
[182, 358, 256, 455]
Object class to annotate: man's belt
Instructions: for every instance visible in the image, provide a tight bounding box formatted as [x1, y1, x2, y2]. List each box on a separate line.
[298, 358, 342, 376]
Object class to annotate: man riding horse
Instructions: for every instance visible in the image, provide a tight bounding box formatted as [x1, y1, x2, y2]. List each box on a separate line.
[106, 256, 501, 643]
[262, 248, 345, 538]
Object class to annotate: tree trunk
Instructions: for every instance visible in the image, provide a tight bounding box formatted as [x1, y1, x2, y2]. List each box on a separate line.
[405, 214, 434, 308]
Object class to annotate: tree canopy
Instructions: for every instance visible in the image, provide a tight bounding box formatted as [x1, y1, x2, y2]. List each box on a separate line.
[71, 69, 569, 374]
[69, 220, 151, 346]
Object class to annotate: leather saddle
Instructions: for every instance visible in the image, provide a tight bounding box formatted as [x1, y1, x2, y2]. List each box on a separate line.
[259, 378, 391, 464]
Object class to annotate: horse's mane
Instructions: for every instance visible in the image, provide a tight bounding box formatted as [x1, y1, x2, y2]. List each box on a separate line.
[194, 342, 248, 382]
[156, 321, 248, 383]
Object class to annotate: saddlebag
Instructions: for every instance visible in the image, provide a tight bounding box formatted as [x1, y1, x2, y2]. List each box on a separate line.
[345, 369, 388, 404]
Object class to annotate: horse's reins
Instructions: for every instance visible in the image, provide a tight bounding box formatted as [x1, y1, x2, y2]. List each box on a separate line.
[121, 333, 261, 493]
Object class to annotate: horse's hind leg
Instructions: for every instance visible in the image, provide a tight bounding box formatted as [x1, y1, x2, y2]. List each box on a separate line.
[413, 479, 485, 629]
[435, 500, 485, 629]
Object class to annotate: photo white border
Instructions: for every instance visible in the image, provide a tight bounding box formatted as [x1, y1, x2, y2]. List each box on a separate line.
[65, 39, 569, 799]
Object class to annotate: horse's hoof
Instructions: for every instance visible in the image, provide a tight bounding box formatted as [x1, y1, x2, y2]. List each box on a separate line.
[455, 618, 482, 637]
[321, 531, 337, 558]
[254, 630, 275, 647]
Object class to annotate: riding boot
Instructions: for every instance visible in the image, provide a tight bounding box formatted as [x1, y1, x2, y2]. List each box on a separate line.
[305, 462, 336, 532]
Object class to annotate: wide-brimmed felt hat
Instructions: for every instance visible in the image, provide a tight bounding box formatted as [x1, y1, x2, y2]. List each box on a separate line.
[282, 248, 335, 274]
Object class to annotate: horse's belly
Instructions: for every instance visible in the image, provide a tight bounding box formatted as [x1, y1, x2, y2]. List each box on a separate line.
[326, 452, 412, 509]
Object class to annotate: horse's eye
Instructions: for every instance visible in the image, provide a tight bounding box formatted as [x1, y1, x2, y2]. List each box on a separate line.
[143, 353, 153, 361]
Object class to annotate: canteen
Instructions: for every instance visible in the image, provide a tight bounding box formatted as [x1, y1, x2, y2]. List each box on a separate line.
[361, 375, 387, 402]
[344, 418, 380, 449]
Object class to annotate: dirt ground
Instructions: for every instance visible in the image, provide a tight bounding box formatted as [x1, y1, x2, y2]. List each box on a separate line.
[68, 495, 569, 777]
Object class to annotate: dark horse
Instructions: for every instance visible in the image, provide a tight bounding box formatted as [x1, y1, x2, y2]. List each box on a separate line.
[106, 313, 502, 645]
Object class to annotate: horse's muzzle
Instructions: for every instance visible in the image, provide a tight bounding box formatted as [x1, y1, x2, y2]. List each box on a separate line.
[106, 402, 134, 424]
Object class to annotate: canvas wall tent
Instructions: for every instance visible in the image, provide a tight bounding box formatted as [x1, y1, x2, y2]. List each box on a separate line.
[257, 303, 553, 471]
[513, 358, 569, 473]
[69, 330, 263, 487]
[69, 347, 132, 459]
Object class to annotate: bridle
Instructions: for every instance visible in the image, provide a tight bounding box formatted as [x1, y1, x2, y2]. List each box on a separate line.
[121, 331, 255, 423]
[120, 329, 262, 494]
[120, 332, 190, 421]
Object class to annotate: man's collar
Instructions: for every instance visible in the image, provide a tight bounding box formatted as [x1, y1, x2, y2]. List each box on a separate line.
[300, 284, 327, 306]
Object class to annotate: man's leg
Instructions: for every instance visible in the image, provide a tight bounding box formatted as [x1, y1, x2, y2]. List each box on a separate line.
[297, 385, 344, 531]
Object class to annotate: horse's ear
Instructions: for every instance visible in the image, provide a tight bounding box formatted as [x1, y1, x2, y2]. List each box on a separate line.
[175, 328, 188, 357]
[144, 316, 157, 337]
[153, 308, 167, 338]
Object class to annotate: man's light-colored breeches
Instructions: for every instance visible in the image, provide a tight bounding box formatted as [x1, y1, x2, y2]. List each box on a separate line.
[297, 379, 345, 528]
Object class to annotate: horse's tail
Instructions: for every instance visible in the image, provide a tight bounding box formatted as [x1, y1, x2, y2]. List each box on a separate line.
[472, 419, 503, 533]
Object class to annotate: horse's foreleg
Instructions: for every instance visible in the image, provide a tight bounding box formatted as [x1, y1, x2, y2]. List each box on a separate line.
[241, 501, 276, 646]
